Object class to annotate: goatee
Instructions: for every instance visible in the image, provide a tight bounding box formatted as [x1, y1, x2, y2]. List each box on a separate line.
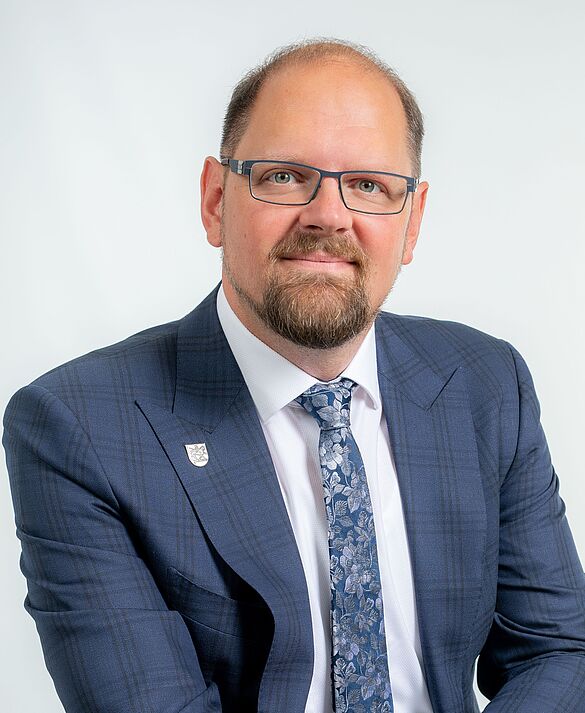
[224, 230, 380, 349]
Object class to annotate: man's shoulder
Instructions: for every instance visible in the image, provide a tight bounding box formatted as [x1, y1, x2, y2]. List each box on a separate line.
[7, 317, 182, 421]
[376, 310, 518, 397]
[377, 309, 509, 353]
[14, 288, 221, 405]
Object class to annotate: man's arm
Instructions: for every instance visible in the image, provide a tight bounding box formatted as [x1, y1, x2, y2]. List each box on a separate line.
[477, 342, 585, 712]
[2, 383, 222, 713]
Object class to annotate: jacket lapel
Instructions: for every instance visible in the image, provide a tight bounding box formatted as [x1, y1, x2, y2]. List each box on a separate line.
[375, 315, 487, 713]
[136, 287, 313, 713]
[136, 286, 486, 712]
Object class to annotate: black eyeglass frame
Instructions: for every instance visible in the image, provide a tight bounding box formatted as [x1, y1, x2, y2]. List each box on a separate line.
[220, 158, 419, 216]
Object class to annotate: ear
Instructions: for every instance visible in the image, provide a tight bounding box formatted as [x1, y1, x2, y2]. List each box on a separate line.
[401, 180, 429, 265]
[200, 156, 224, 248]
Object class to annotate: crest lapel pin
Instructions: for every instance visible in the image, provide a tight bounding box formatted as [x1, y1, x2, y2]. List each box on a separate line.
[184, 443, 209, 467]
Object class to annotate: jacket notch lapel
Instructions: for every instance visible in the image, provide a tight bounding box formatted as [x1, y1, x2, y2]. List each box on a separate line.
[136, 286, 313, 712]
[376, 315, 487, 712]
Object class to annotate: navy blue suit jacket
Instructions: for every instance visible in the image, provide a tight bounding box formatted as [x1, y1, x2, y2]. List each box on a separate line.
[3, 285, 585, 712]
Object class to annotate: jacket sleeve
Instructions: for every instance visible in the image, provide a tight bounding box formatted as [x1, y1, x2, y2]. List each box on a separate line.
[477, 342, 585, 712]
[2, 383, 222, 713]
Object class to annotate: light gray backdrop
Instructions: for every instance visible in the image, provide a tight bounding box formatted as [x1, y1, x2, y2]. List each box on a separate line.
[1, 1, 583, 711]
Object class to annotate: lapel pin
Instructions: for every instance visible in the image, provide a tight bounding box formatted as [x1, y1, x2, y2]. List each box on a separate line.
[184, 443, 209, 467]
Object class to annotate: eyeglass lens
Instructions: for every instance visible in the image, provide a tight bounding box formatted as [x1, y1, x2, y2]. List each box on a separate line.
[249, 162, 409, 214]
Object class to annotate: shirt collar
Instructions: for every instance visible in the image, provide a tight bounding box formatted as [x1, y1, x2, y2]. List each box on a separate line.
[216, 283, 381, 423]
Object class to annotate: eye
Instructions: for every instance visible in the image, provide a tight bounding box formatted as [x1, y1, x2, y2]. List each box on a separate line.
[356, 179, 382, 194]
[273, 171, 292, 184]
[266, 170, 298, 184]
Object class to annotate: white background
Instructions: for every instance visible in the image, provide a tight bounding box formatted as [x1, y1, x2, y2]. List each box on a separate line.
[1, 1, 584, 711]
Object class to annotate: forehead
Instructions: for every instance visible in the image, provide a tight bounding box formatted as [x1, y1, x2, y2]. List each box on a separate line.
[235, 59, 410, 172]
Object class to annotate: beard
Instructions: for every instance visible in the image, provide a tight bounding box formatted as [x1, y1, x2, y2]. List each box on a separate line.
[221, 228, 385, 349]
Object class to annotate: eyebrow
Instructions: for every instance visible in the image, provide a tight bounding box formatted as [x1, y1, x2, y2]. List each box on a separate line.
[251, 154, 307, 163]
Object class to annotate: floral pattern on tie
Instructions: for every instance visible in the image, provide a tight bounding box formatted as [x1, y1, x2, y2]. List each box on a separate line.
[296, 379, 393, 713]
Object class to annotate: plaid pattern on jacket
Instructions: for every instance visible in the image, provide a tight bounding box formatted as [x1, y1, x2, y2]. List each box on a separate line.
[4, 284, 585, 713]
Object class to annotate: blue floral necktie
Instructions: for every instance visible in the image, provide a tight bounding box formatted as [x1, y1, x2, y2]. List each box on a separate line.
[296, 378, 393, 713]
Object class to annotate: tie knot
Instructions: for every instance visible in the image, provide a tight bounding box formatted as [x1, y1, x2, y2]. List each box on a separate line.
[295, 377, 356, 430]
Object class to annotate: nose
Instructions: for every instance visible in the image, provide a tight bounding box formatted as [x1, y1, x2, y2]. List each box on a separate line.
[297, 175, 353, 234]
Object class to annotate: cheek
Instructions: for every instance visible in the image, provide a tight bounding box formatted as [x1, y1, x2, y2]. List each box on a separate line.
[365, 230, 405, 269]
[228, 206, 297, 257]
[364, 234, 407, 293]
[254, 205, 298, 241]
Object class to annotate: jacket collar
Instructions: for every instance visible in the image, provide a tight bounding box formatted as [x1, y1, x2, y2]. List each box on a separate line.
[172, 284, 455, 430]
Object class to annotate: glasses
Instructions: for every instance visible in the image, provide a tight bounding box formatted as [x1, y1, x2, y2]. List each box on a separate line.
[221, 158, 419, 215]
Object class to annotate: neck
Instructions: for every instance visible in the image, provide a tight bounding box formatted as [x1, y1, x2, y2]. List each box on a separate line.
[222, 280, 371, 382]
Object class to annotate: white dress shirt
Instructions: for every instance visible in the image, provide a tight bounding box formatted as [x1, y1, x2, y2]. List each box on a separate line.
[216, 285, 433, 713]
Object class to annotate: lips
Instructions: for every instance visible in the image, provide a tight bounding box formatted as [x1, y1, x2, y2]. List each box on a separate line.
[283, 252, 354, 264]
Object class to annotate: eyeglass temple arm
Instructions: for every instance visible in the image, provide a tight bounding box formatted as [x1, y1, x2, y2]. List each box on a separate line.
[220, 158, 248, 175]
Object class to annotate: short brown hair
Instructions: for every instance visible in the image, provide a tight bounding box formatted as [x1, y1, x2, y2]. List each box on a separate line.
[220, 38, 425, 177]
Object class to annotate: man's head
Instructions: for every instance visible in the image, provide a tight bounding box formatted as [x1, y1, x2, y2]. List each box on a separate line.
[221, 39, 425, 180]
[201, 38, 429, 350]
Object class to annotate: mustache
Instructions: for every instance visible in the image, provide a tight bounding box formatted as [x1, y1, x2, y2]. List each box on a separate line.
[268, 231, 368, 267]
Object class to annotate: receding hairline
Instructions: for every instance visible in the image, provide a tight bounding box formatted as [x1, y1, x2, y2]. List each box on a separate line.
[245, 39, 401, 79]
[258, 52, 403, 97]
[258, 42, 393, 76]
[219, 38, 424, 177]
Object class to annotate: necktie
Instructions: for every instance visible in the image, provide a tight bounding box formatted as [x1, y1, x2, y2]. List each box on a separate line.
[296, 378, 393, 713]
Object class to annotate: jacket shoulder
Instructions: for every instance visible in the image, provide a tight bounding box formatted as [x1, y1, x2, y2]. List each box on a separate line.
[377, 310, 519, 402]
[378, 310, 511, 354]
[9, 318, 181, 416]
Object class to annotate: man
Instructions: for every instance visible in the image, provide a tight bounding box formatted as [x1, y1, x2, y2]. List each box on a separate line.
[3, 38, 585, 713]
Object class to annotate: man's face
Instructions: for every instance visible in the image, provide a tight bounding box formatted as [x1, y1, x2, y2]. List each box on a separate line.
[201, 59, 428, 349]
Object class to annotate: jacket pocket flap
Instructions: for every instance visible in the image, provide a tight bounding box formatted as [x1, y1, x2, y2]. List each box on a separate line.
[167, 565, 272, 640]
